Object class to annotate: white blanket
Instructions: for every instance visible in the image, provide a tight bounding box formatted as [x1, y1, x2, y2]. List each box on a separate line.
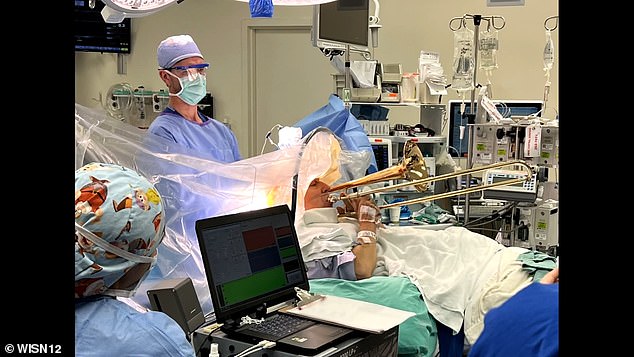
[463, 246, 532, 343]
[296, 207, 531, 338]
[374, 225, 528, 335]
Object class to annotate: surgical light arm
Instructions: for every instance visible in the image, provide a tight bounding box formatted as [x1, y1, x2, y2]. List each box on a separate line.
[369, 0, 381, 48]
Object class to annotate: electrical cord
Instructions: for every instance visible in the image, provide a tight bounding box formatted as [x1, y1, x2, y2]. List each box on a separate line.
[321, 48, 345, 60]
[233, 340, 276, 357]
[103, 82, 133, 121]
[462, 202, 517, 228]
[260, 124, 283, 155]
[193, 323, 223, 357]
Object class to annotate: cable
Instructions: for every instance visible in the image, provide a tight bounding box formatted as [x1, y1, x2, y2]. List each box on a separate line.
[321, 48, 345, 61]
[493, 101, 510, 118]
[447, 146, 460, 157]
[463, 202, 517, 228]
[260, 124, 283, 155]
[193, 323, 223, 357]
[102, 82, 134, 121]
[234, 340, 276, 357]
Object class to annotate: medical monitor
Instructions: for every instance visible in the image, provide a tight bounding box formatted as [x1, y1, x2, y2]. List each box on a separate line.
[311, 0, 370, 54]
[74, 0, 131, 54]
[448, 100, 543, 157]
[368, 137, 393, 173]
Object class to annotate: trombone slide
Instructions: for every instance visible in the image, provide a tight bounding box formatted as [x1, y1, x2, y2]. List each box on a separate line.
[330, 160, 535, 210]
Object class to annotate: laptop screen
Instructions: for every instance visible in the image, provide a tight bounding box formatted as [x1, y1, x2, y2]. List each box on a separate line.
[196, 205, 309, 324]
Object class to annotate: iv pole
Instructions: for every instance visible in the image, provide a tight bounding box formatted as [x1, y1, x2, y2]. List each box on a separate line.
[448, 14, 505, 224]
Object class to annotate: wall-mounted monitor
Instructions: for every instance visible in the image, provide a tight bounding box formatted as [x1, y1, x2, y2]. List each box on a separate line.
[74, 0, 131, 54]
[448, 99, 543, 157]
[311, 0, 370, 54]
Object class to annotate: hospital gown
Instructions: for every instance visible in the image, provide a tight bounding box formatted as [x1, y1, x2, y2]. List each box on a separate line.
[296, 208, 359, 280]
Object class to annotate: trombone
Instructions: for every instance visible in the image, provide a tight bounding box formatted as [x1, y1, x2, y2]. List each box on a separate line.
[326, 140, 534, 209]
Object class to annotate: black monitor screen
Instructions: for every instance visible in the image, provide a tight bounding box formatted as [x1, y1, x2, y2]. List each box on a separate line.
[74, 0, 131, 54]
[313, 0, 369, 49]
[448, 100, 543, 157]
[371, 143, 391, 172]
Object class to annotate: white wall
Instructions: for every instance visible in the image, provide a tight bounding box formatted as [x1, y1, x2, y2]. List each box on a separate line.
[75, 0, 559, 158]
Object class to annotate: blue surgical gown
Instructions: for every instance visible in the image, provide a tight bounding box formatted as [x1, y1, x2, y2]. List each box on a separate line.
[468, 282, 559, 357]
[75, 296, 195, 356]
[135, 108, 243, 314]
[147, 108, 241, 163]
[293, 94, 378, 173]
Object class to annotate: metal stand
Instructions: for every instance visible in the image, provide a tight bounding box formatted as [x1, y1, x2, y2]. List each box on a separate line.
[117, 53, 127, 75]
[448, 14, 505, 224]
[343, 44, 352, 107]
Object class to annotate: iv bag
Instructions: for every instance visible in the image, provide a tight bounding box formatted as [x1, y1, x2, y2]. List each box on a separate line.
[543, 30, 555, 71]
[451, 26, 474, 92]
[479, 29, 499, 70]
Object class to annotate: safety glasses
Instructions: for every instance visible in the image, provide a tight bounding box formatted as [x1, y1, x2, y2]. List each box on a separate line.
[163, 63, 210, 77]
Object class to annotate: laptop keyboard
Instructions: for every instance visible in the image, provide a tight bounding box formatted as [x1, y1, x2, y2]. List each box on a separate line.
[241, 314, 316, 340]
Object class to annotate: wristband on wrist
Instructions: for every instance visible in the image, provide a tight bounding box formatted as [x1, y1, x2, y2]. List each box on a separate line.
[356, 230, 377, 244]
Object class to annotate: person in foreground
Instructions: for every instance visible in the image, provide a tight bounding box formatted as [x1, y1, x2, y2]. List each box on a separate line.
[148, 34, 241, 162]
[75, 162, 195, 356]
[467, 267, 559, 357]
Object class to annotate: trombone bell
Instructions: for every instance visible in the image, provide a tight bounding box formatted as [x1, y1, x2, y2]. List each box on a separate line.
[327, 139, 429, 193]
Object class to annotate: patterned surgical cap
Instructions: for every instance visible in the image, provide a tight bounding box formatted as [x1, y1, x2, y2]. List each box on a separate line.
[75, 163, 165, 298]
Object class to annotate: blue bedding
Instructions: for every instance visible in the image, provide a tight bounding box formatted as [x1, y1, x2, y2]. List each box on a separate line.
[309, 275, 437, 357]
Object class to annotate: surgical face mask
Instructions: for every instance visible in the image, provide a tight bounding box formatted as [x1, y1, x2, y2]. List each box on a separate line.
[166, 70, 207, 105]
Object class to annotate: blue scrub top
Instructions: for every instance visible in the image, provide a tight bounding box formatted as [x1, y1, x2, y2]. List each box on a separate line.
[147, 108, 241, 163]
[468, 282, 559, 357]
[75, 296, 195, 356]
[136, 108, 242, 314]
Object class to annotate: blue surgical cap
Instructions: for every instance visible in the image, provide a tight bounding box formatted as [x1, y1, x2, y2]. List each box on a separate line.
[157, 34, 204, 69]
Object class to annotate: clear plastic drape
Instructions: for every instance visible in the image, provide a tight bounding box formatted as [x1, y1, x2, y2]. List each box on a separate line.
[75, 104, 370, 313]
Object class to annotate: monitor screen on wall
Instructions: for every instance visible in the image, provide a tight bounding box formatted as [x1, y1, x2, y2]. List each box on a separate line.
[311, 0, 370, 53]
[448, 100, 543, 157]
[74, 0, 131, 54]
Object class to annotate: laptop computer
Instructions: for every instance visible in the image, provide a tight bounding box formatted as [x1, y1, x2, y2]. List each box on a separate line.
[195, 204, 354, 354]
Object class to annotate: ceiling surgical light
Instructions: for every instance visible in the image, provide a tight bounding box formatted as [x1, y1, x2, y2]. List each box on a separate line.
[100, 0, 180, 23]
[235, 0, 337, 5]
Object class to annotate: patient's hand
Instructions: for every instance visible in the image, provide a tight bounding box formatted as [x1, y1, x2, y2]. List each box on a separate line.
[540, 267, 559, 284]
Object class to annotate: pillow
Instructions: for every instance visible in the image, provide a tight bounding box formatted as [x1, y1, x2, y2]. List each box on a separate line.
[309, 276, 437, 357]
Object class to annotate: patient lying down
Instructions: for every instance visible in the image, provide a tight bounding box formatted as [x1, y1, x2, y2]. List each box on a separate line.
[296, 178, 557, 345]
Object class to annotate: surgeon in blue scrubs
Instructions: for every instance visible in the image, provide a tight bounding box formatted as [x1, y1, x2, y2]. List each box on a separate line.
[149, 34, 241, 163]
